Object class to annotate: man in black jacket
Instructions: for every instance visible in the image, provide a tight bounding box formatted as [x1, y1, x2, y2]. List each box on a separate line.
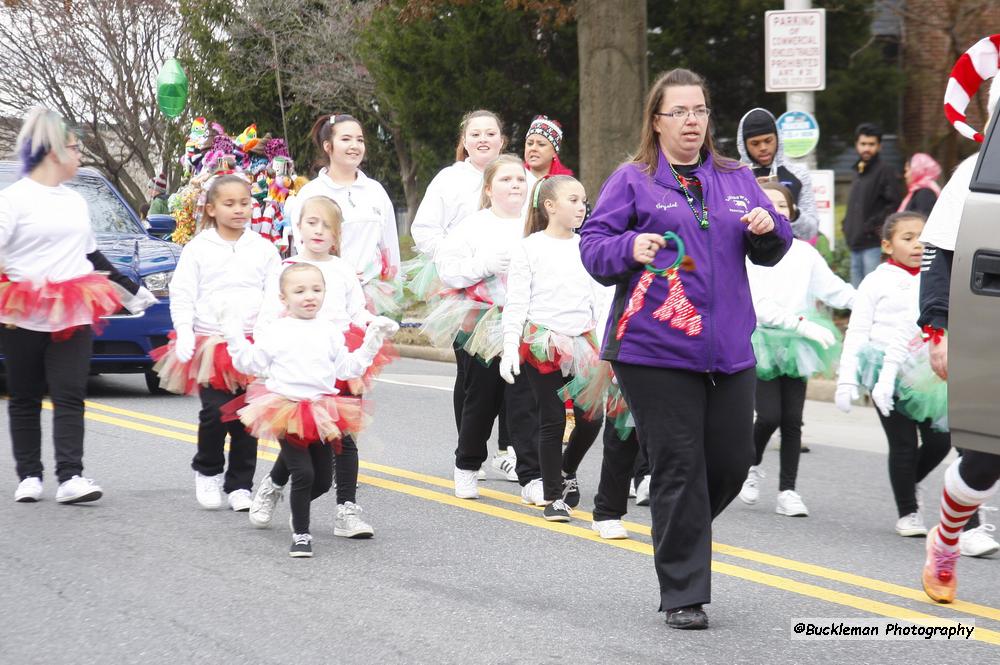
[841, 123, 902, 286]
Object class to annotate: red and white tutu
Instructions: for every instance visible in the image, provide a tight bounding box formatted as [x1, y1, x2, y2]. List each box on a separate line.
[342, 323, 398, 391]
[519, 323, 601, 378]
[222, 381, 370, 452]
[0, 272, 121, 339]
[150, 331, 254, 395]
[419, 283, 494, 351]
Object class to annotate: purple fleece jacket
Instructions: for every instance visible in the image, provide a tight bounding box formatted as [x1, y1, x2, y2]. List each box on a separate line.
[580, 149, 792, 374]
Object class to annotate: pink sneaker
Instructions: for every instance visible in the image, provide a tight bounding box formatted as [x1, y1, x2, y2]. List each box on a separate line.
[922, 526, 960, 603]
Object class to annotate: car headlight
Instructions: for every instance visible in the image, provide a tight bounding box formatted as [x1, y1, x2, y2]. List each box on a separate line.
[142, 270, 173, 298]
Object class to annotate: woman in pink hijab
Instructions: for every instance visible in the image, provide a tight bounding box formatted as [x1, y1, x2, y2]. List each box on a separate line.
[899, 153, 942, 216]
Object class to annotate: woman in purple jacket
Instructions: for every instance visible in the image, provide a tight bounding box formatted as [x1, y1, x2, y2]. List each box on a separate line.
[580, 69, 792, 630]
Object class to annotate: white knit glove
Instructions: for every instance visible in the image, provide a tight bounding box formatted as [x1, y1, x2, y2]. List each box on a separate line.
[361, 316, 399, 355]
[834, 383, 858, 413]
[796, 319, 836, 349]
[483, 250, 511, 276]
[871, 363, 899, 417]
[499, 344, 520, 385]
[174, 328, 196, 363]
[120, 286, 159, 314]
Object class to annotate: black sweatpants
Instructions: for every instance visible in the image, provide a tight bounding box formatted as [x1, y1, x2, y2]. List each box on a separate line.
[958, 450, 1000, 493]
[593, 426, 642, 521]
[270, 435, 359, 505]
[506, 371, 539, 484]
[875, 409, 951, 517]
[522, 364, 602, 501]
[455, 345, 515, 456]
[191, 386, 258, 494]
[613, 362, 756, 612]
[752, 377, 808, 492]
[279, 439, 334, 534]
[454, 349, 507, 470]
[2, 326, 92, 483]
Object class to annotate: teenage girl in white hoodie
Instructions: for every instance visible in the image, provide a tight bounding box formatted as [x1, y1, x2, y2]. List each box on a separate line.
[152, 174, 282, 512]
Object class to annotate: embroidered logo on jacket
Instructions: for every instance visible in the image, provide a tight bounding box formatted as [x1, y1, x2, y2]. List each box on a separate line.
[726, 195, 750, 214]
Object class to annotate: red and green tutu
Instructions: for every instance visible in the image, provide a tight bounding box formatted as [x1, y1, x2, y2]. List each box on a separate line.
[854, 340, 948, 431]
[150, 332, 254, 395]
[401, 253, 444, 306]
[222, 381, 370, 453]
[519, 323, 602, 379]
[419, 282, 494, 351]
[557, 360, 624, 425]
[752, 314, 842, 381]
[0, 272, 122, 339]
[362, 248, 405, 319]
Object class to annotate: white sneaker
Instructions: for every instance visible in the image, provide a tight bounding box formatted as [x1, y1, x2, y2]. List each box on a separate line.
[775, 489, 809, 517]
[739, 466, 764, 505]
[228, 488, 253, 512]
[477, 467, 487, 480]
[520, 478, 545, 506]
[195, 472, 224, 509]
[959, 509, 999, 557]
[335, 502, 375, 538]
[895, 512, 927, 537]
[56, 476, 103, 504]
[454, 467, 479, 499]
[591, 519, 629, 540]
[635, 475, 651, 506]
[491, 451, 519, 482]
[248, 477, 284, 528]
[628, 480, 636, 499]
[14, 477, 43, 502]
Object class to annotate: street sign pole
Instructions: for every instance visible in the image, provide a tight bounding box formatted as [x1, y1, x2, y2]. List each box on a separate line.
[785, 0, 816, 170]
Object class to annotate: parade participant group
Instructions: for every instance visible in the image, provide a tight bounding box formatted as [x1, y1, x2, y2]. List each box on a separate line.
[3, 35, 1000, 630]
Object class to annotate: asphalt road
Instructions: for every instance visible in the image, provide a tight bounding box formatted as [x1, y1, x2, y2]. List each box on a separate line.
[1, 357, 998, 665]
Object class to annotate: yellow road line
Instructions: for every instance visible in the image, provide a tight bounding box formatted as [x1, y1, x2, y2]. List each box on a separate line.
[73, 398, 1000, 631]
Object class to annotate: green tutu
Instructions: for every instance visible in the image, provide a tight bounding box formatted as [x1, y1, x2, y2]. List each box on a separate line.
[752, 315, 842, 381]
[401, 254, 443, 305]
[419, 292, 491, 350]
[855, 344, 884, 393]
[363, 277, 404, 320]
[463, 306, 504, 363]
[896, 343, 949, 432]
[558, 360, 617, 424]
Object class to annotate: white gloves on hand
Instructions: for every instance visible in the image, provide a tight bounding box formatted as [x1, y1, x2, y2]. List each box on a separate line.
[499, 344, 520, 385]
[796, 319, 836, 349]
[174, 328, 196, 363]
[120, 285, 159, 314]
[361, 316, 399, 355]
[484, 251, 511, 276]
[871, 363, 899, 417]
[834, 383, 858, 413]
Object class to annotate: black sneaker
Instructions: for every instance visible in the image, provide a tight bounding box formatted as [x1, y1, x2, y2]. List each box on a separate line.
[543, 499, 572, 522]
[289, 533, 313, 558]
[562, 475, 580, 508]
[665, 604, 708, 630]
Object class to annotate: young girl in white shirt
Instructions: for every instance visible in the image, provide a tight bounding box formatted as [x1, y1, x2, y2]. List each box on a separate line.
[422, 154, 529, 500]
[740, 182, 855, 517]
[2, 108, 156, 504]
[247, 196, 393, 538]
[223, 262, 398, 557]
[836, 211, 950, 537]
[498, 175, 605, 522]
[152, 174, 282, 512]
[285, 114, 402, 318]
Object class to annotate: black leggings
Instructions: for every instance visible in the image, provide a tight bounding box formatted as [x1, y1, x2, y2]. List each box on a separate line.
[279, 439, 334, 534]
[958, 449, 1000, 492]
[192, 386, 258, 493]
[2, 326, 92, 483]
[271, 435, 359, 505]
[875, 409, 951, 517]
[593, 426, 642, 521]
[752, 377, 807, 491]
[522, 364, 602, 501]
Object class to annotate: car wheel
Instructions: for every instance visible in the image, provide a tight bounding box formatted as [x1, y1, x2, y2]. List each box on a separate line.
[144, 369, 167, 395]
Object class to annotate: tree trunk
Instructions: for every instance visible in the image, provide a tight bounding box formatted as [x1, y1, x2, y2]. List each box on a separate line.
[576, 0, 647, 199]
[390, 123, 420, 235]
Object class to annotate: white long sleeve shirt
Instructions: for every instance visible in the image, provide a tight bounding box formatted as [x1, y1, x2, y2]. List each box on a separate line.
[284, 169, 399, 284]
[169, 228, 281, 335]
[227, 316, 374, 400]
[435, 208, 524, 306]
[838, 262, 921, 385]
[410, 160, 483, 257]
[254, 255, 373, 336]
[746, 239, 856, 329]
[502, 232, 599, 344]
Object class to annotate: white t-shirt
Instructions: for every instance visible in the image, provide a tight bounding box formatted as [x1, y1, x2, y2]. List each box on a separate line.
[435, 208, 524, 306]
[410, 160, 483, 257]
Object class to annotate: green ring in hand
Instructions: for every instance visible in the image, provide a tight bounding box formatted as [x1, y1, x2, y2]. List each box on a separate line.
[644, 231, 685, 275]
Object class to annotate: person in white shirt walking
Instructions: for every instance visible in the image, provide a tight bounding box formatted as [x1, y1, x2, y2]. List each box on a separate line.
[2, 107, 157, 504]
[152, 174, 282, 512]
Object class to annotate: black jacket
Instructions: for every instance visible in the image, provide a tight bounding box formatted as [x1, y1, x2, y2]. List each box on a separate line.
[842, 154, 902, 251]
[918, 244, 952, 330]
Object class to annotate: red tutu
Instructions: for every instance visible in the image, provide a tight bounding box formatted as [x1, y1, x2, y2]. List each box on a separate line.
[150, 331, 254, 395]
[0, 272, 121, 338]
[341, 323, 398, 392]
[221, 381, 370, 453]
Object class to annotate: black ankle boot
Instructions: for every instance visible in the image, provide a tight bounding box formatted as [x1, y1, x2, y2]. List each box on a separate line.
[665, 604, 708, 630]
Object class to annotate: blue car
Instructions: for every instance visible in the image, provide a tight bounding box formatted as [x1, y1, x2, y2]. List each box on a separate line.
[0, 162, 178, 393]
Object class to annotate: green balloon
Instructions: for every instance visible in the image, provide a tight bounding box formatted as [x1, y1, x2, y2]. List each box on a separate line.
[156, 58, 188, 118]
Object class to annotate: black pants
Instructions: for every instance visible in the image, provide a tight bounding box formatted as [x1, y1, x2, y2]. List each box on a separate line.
[505, 371, 539, 484]
[614, 362, 755, 612]
[2, 326, 92, 483]
[454, 349, 508, 470]
[593, 426, 642, 521]
[279, 439, 334, 534]
[875, 409, 951, 517]
[455, 345, 514, 456]
[270, 435, 359, 505]
[191, 386, 258, 493]
[958, 449, 1000, 493]
[522, 364, 602, 501]
[752, 377, 807, 492]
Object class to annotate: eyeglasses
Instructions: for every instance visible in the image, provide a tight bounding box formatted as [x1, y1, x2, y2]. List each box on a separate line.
[65, 143, 82, 153]
[655, 108, 711, 120]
